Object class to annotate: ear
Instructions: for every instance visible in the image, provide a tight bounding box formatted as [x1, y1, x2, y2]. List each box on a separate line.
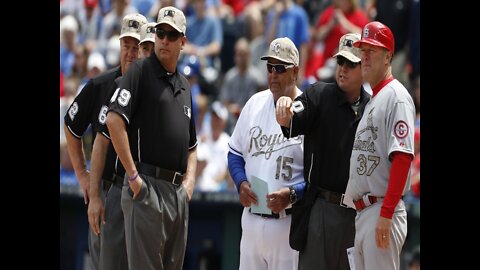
[293, 65, 299, 79]
[386, 50, 393, 64]
[180, 36, 187, 50]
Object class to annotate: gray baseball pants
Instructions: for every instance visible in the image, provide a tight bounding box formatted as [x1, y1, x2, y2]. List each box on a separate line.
[121, 174, 189, 270]
[354, 200, 407, 270]
[299, 198, 356, 270]
[99, 180, 128, 270]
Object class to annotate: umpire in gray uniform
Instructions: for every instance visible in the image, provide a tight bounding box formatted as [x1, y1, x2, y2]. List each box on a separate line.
[106, 6, 197, 270]
[86, 13, 147, 270]
[64, 13, 146, 270]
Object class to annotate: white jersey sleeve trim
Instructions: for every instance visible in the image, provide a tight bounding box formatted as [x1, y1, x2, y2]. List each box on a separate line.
[189, 140, 198, 150]
[100, 131, 111, 140]
[121, 113, 130, 124]
[388, 148, 415, 159]
[66, 125, 82, 139]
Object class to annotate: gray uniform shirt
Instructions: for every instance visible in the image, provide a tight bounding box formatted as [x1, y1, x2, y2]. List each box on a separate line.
[345, 79, 415, 201]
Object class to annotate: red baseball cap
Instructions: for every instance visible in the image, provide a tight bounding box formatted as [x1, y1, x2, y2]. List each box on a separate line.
[84, 0, 97, 8]
[353, 21, 395, 54]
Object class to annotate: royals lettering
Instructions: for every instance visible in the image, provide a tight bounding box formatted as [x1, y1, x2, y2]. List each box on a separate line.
[248, 126, 302, 160]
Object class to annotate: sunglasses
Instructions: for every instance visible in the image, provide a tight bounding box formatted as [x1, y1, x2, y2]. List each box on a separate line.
[155, 28, 183, 42]
[267, 63, 294, 74]
[336, 56, 359, 69]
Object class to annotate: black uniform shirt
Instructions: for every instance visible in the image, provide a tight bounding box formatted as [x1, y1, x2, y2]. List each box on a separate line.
[64, 67, 122, 181]
[98, 76, 126, 180]
[281, 82, 370, 193]
[108, 53, 197, 174]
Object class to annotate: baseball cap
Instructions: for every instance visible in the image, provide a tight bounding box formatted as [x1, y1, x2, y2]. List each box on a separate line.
[155, 6, 186, 35]
[60, 15, 78, 34]
[333, 33, 361, 63]
[353, 21, 395, 54]
[84, 0, 97, 8]
[211, 101, 228, 121]
[119, 13, 148, 42]
[261, 37, 299, 66]
[139, 22, 157, 45]
[106, 35, 121, 67]
[87, 52, 106, 72]
[180, 64, 198, 77]
[179, 56, 201, 77]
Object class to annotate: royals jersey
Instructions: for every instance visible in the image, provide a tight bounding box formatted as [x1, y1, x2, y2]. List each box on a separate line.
[228, 89, 305, 194]
[345, 79, 415, 201]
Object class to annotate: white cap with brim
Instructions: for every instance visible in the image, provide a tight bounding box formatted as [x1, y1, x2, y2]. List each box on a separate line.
[333, 33, 362, 63]
[118, 13, 148, 42]
[211, 101, 228, 121]
[106, 35, 121, 66]
[139, 22, 156, 45]
[61, 15, 79, 33]
[261, 37, 299, 66]
[87, 52, 106, 72]
[155, 6, 186, 35]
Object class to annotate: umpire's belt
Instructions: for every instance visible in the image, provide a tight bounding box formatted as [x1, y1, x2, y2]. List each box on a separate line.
[136, 162, 184, 186]
[102, 173, 123, 190]
[316, 187, 348, 208]
[249, 208, 292, 219]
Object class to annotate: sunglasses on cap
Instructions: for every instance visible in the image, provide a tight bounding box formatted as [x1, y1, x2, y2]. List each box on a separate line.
[155, 28, 183, 42]
[267, 63, 294, 74]
[336, 56, 359, 69]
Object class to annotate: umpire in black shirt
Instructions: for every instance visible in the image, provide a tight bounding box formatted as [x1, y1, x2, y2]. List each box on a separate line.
[64, 13, 147, 270]
[105, 6, 197, 270]
[276, 33, 370, 270]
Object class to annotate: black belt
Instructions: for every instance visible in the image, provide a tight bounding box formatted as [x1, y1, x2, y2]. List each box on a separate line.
[102, 173, 123, 191]
[316, 187, 348, 208]
[136, 162, 184, 186]
[249, 208, 292, 219]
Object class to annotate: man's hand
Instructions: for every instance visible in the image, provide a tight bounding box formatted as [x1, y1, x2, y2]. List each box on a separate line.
[88, 195, 105, 235]
[239, 181, 257, 207]
[266, 187, 290, 213]
[276, 96, 294, 127]
[375, 216, 393, 249]
[130, 176, 143, 199]
[77, 170, 90, 204]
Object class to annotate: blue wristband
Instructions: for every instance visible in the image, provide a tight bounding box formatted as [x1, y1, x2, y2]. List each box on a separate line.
[128, 172, 138, 182]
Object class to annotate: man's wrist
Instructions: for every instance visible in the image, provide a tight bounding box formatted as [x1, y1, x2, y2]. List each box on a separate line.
[289, 186, 298, 204]
[128, 172, 139, 182]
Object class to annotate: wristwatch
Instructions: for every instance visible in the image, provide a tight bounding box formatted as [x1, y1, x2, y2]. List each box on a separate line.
[289, 186, 298, 204]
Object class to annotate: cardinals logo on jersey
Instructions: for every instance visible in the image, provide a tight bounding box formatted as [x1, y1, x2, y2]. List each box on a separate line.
[353, 107, 377, 153]
[356, 107, 378, 140]
[394, 120, 409, 139]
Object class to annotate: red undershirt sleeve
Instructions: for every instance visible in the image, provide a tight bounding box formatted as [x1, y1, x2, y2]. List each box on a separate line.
[381, 151, 413, 219]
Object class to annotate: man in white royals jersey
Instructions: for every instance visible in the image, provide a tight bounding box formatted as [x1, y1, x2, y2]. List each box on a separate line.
[227, 37, 306, 270]
[344, 21, 416, 270]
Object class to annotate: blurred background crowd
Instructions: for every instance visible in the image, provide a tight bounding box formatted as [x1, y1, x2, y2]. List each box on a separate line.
[60, 0, 420, 269]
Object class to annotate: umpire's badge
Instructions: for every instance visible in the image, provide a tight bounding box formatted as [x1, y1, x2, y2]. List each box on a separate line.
[184, 105, 191, 119]
[292, 101, 304, 113]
